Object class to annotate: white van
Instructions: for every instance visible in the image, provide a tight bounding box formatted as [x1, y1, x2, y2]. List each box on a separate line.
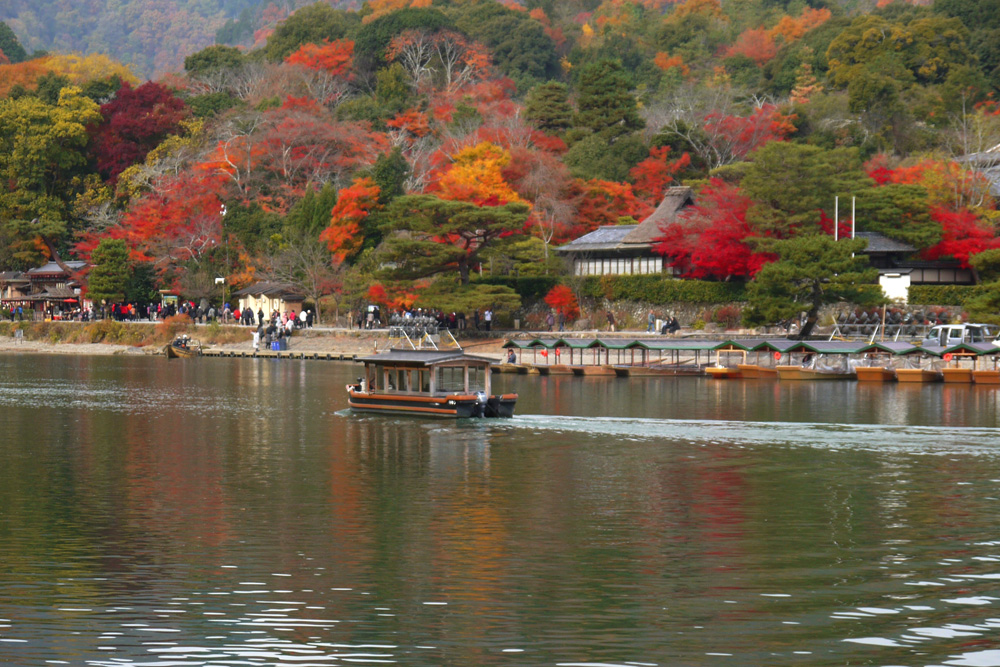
[923, 323, 995, 347]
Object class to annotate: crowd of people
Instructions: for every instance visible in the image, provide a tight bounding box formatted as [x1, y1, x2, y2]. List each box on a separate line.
[351, 306, 495, 332]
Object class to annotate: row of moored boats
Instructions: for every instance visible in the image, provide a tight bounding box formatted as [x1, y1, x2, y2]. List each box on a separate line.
[500, 324, 1000, 384]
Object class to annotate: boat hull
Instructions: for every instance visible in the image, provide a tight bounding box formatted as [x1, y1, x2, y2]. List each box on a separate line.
[895, 368, 943, 383]
[941, 368, 974, 384]
[347, 388, 516, 418]
[776, 365, 856, 381]
[164, 343, 199, 358]
[973, 370, 1000, 385]
[855, 367, 896, 382]
[494, 363, 528, 374]
[706, 366, 742, 380]
[575, 365, 616, 377]
[738, 364, 777, 379]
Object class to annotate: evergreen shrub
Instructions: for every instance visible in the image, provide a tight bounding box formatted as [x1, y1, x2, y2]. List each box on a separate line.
[477, 276, 559, 299]
[908, 285, 987, 306]
[579, 275, 747, 304]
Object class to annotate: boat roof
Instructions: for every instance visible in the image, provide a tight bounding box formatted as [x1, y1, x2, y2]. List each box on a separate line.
[776, 340, 872, 355]
[942, 342, 1000, 356]
[858, 341, 920, 355]
[746, 339, 804, 353]
[357, 349, 496, 366]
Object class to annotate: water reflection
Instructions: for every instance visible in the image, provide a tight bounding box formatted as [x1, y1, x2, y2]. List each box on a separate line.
[1, 355, 1000, 666]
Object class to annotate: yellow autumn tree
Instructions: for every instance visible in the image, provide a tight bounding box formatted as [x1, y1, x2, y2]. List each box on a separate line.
[43, 54, 139, 86]
[435, 142, 525, 205]
[363, 0, 433, 24]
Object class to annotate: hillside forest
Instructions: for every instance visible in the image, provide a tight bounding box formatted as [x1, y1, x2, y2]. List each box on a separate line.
[4, 0, 1000, 325]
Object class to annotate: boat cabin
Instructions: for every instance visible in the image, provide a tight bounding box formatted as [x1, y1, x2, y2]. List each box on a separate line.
[359, 349, 493, 396]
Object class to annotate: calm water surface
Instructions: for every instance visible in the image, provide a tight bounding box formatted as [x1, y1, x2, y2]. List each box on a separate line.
[2, 354, 1000, 666]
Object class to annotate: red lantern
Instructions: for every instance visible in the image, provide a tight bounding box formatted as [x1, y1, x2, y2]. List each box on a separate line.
[554, 348, 561, 356]
[773, 351, 782, 361]
[943, 353, 953, 362]
[540, 350, 548, 357]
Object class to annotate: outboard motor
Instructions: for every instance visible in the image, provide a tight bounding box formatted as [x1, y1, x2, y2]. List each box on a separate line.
[474, 391, 488, 418]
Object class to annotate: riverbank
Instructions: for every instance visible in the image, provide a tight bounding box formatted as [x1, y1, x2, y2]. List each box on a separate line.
[0, 320, 514, 359]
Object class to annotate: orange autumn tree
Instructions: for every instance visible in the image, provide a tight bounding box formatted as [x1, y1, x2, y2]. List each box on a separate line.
[285, 39, 354, 77]
[768, 7, 832, 44]
[654, 52, 690, 77]
[724, 28, 778, 66]
[320, 177, 381, 262]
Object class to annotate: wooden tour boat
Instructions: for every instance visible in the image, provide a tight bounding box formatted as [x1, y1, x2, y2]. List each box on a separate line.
[347, 349, 517, 418]
[164, 335, 201, 359]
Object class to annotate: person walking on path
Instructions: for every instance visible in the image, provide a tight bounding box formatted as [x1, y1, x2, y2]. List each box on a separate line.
[606, 310, 616, 332]
[647, 311, 655, 333]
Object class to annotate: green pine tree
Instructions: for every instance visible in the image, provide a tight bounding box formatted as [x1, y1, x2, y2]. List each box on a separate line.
[525, 82, 573, 135]
[574, 59, 644, 141]
[87, 239, 132, 305]
[744, 235, 882, 338]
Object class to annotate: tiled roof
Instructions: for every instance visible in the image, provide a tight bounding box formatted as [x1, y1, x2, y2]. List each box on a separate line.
[26, 261, 87, 275]
[233, 281, 305, 299]
[854, 232, 915, 253]
[556, 225, 637, 252]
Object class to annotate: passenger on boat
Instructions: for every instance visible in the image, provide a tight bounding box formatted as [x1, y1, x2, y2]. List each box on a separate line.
[507, 350, 517, 364]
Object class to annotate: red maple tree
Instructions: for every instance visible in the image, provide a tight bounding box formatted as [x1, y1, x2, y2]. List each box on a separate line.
[91, 81, 188, 182]
[544, 284, 580, 319]
[629, 146, 692, 202]
[653, 179, 772, 280]
[922, 206, 1000, 268]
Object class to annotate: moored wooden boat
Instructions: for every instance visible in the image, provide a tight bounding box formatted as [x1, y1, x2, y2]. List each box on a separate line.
[576, 365, 616, 377]
[895, 368, 943, 383]
[973, 369, 1000, 384]
[164, 336, 201, 358]
[854, 366, 896, 382]
[737, 364, 778, 379]
[941, 367, 974, 383]
[347, 349, 516, 418]
[493, 363, 529, 374]
[776, 365, 856, 381]
[706, 366, 742, 379]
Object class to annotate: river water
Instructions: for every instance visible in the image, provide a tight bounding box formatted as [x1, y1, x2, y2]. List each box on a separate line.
[2, 354, 1000, 666]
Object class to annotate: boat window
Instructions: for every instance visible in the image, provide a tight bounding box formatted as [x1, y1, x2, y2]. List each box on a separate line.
[375, 367, 386, 391]
[468, 365, 485, 392]
[386, 369, 396, 390]
[388, 369, 407, 391]
[418, 369, 430, 392]
[436, 366, 465, 393]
